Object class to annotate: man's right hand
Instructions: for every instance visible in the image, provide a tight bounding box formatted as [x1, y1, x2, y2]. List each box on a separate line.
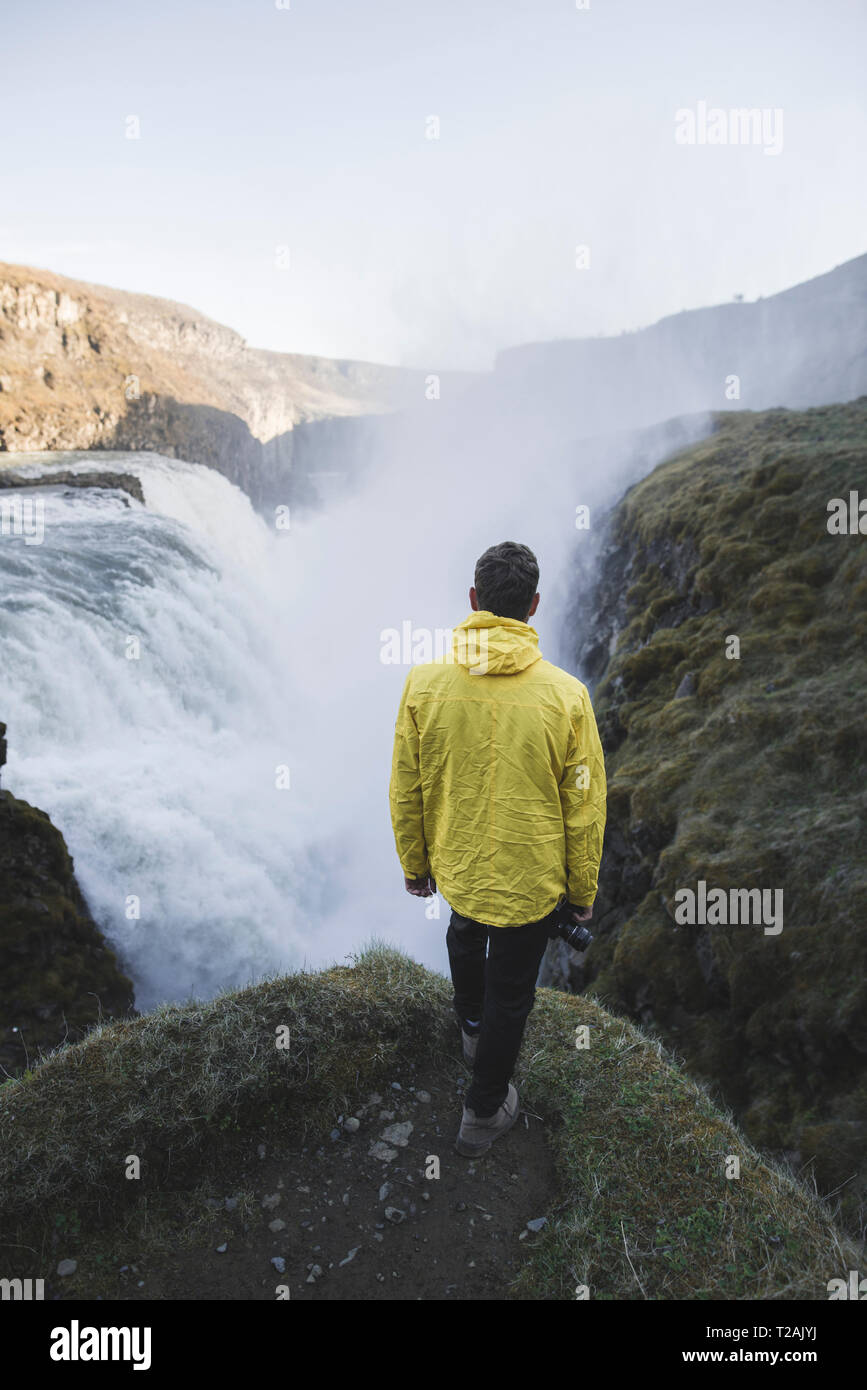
[405, 874, 437, 898]
[566, 904, 593, 923]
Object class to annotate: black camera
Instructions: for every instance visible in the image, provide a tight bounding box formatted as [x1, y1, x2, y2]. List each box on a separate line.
[552, 898, 594, 952]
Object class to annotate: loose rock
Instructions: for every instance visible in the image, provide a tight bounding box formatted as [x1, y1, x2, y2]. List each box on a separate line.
[368, 1141, 398, 1162]
[381, 1120, 413, 1147]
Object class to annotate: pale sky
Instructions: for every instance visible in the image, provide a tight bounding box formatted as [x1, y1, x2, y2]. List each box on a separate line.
[2, 0, 865, 369]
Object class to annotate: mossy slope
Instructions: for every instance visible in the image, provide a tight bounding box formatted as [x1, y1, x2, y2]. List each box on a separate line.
[0, 721, 136, 1076]
[554, 398, 867, 1236]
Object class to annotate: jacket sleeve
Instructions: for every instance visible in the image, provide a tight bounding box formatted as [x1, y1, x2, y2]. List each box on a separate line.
[558, 686, 607, 906]
[389, 672, 430, 878]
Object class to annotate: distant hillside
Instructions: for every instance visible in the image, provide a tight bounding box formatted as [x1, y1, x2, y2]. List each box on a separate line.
[0, 263, 458, 506]
[2, 255, 866, 511]
[490, 254, 867, 439]
[543, 397, 867, 1236]
[0, 946, 858, 1300]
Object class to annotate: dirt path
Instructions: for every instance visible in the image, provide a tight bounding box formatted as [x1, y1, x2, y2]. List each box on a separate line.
[49, 1052, 560, 1302]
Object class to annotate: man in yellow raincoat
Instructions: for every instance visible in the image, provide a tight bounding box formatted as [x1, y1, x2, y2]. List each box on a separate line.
[389, 541, 606, 1156]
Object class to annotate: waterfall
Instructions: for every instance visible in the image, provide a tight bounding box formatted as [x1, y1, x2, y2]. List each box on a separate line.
[0, 409, 710, 1009]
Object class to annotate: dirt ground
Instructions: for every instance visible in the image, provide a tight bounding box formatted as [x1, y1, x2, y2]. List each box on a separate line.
[45, 1046, 561, 1302]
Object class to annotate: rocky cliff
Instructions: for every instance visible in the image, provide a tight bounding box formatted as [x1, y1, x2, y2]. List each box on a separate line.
[542, 397, 867, 1235]
[0, 263, 449, 509]
[0, 723, 136, 1077]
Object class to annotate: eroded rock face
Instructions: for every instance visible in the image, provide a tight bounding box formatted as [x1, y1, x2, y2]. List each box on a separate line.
[0, 263, 428, 509]
[0, 722, 136, 1076]
[542, 399, 867, 1234]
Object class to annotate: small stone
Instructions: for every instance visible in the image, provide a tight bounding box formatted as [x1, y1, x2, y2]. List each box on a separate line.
[339, 1247, 360, 1267]
[421, 1192, 430, 1202]
[329, 1128, 340, 1141]
[216, 1243, 228, 1253]
[271, 1257, 286, 1274]
[526, 1217, 547, 1233]
[269, 1219, 287, 1233]
[674, 671, 696, 699]
[306, 1264, 324, 1283]
[373, 1232, 384, 1242]
[343, 1117, 360, 1133]
[297, 1185, 310, 1194]
[257, 1144, 266, 1159]
[342, 1193, 350, 1206]
[377, 1272, 385, 1281]
[368, 1093, 383, 1106]
[261, 1193, 281, 1210]
[415, 1090, 431, 1103]
[368, 1141, 398, 1162]
[391, 1082, 402, 1090]
[378, 1110, 395, 1121]
[57, 1259, 77, 1277]
[385, 1206, 406, 1224]
[518, 1230, 528, 1240]
[378, 1182, 391, 1201]
[224, 1197, 239, 1212]
[381, 1121, 413, 1148]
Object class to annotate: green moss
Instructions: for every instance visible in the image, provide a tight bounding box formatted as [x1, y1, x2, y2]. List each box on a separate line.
[579, 398, 867, 1235]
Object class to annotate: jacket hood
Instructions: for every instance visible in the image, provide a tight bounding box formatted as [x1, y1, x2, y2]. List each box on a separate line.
[451, 611, 543, 676]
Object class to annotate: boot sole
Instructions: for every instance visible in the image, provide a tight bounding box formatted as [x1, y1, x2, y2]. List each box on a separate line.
[454, 1100, 520, 1156]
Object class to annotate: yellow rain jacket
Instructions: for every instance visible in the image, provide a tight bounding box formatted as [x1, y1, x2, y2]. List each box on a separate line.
[389, 611, 606, 926]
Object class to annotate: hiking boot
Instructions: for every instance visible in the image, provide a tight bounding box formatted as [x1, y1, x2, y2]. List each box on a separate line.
[455, 1084, 519, 1156]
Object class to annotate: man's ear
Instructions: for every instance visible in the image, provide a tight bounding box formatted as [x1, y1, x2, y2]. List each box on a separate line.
[528, 592, 540, 618]
[469, 586, 479, 612]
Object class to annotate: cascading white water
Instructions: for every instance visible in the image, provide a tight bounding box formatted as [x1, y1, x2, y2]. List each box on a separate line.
[0, 413, 709, 1010]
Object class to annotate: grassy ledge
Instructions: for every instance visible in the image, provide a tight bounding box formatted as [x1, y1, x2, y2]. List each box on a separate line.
[0, 945, 858, 1300]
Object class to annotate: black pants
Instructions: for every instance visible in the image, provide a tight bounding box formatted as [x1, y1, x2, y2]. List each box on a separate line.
[446, 904, 559, 1117]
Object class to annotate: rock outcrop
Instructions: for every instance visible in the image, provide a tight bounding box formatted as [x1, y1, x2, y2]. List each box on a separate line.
[0, 723, 136, 1077]
[542, 398, 867, 1235]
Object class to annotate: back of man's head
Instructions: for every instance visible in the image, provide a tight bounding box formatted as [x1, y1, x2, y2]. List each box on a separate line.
[474, 542, 540, 621]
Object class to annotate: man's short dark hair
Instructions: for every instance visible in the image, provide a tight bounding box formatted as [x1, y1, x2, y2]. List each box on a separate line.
[474, 542, 540, 621]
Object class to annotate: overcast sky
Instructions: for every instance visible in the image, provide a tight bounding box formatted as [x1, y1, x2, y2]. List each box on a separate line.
[2, 0, 865, 369]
